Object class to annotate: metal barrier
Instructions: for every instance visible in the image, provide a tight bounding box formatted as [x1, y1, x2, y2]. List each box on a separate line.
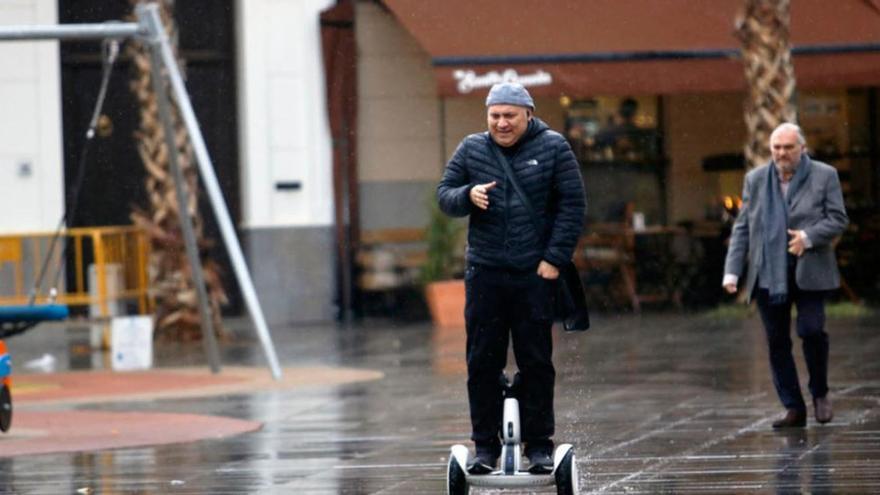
[0, 226, 150, 318]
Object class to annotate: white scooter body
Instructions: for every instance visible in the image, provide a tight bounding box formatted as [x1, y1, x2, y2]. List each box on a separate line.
[446, 374, 579, 494]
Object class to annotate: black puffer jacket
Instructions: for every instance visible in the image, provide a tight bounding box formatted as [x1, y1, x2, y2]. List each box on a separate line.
[437, 118, 586, 270]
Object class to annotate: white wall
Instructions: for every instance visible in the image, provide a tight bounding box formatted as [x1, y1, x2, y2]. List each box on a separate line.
[0, 0, 62, 233]
[236, 0, 335, 228]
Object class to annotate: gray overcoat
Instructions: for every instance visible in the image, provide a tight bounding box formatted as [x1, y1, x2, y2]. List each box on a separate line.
[723, 158, 849, 302]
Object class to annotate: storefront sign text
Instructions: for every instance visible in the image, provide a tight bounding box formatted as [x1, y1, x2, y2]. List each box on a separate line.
[453, 69, 553, 94]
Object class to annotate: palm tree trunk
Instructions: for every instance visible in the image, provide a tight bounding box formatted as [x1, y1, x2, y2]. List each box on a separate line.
[735, 0, 797, 170]
[127, 0, 227, 340]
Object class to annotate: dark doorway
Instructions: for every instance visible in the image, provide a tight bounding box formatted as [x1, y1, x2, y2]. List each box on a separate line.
[58, 1, 242, 314]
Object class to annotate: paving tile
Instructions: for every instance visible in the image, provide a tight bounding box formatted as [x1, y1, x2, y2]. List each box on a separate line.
[0, 311, 878, 493]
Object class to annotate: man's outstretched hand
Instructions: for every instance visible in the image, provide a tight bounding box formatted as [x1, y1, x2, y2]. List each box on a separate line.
[469, 181, 497, 210]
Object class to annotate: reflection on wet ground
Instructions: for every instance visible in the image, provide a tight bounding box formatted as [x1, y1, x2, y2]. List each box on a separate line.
[2, 310, 879, 494]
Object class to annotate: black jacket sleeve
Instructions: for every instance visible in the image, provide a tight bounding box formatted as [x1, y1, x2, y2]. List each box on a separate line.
[543, 138, 586, 267]
[437, 139, 474, 217]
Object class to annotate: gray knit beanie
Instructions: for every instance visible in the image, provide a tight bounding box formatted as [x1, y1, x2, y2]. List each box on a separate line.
[485, 82, 535, 110]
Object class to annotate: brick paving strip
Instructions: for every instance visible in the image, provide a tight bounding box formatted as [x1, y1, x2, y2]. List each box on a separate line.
[0, 366, 384, 456]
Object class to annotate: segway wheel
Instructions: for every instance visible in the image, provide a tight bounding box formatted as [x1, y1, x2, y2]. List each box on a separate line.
[0, 384, 11, 433]
[446, 454, 469, 495]
[555, 449, 578, 495]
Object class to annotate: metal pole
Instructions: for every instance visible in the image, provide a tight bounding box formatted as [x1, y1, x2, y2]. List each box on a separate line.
[0, 23, 142, 41]
[146, 39, 222, 375]
[137, 4, 282, 379]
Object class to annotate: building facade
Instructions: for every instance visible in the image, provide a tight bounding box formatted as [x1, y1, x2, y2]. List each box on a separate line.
[347, 0, 880, 304]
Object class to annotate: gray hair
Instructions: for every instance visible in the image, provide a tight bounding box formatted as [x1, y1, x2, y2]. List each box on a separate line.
[771, 122, 806, 145]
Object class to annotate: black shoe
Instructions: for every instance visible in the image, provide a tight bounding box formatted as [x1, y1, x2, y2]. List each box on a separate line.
[526, 449, 554, 474]
[772, 409, 806, 429]
[467, 450, 498, 474]
[814, 396, 833, 424]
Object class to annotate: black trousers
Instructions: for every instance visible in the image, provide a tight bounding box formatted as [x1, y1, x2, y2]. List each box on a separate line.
[464, 263, 555, 454]
[755, 272, 829, 413]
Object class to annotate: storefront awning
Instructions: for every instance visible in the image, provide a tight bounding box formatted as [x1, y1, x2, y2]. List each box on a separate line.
[382, 0, 880, 97]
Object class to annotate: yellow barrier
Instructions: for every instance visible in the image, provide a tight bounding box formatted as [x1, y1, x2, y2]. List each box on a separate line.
[0, 226, 151, 318]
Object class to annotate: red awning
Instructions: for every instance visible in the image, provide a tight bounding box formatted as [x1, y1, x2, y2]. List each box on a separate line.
[382, 0, 880, 97]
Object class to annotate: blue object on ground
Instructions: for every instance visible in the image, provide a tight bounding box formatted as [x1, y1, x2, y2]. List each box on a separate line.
[0, 304, 69, 323]
[0, 354, 10, 378]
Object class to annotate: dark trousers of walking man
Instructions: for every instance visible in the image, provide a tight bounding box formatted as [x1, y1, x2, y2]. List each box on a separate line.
[755, 260, 829, 417]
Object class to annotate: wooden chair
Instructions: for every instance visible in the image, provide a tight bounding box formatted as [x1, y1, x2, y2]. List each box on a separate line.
[630, 225, 685, 310]
[832, 234, 861, 304]
[356, 228, 427, 291]
[575, 222, 640, 312]
[355, 228, 428, 314]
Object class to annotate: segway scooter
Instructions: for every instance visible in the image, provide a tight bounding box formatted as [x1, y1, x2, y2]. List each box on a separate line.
[447, 373, 578, 494]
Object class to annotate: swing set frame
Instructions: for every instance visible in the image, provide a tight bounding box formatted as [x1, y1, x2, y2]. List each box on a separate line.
[0, 4, 282, 380]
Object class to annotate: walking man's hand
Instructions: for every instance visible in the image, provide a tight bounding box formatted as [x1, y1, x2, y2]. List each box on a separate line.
[787, 229, 806, 256]
[469, 181, 497, 210]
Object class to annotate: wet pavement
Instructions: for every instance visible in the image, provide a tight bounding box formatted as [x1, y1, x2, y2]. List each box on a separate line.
[1, 308, 879, 494]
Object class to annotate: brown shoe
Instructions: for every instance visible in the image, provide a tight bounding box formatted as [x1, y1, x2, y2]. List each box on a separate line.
[814, 396, 833, 424]
[772, 409, 806, 428]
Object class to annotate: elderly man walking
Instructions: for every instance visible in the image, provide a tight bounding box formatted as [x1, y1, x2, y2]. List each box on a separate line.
[723, 122, 848, 428]
[437, 82, 585, 473]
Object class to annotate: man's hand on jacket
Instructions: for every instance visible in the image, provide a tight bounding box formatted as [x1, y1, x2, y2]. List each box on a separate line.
[787, 229, 808, 256]
[537, 260, 559, 280]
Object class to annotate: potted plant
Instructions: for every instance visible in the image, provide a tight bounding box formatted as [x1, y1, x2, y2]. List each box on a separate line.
[421, 198, 466, 328]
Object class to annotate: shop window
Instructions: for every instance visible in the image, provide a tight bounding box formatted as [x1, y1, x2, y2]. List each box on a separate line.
[564, 96, 665, 225]
[798, 88, 879, 302]
[799, 88, 875, 211]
